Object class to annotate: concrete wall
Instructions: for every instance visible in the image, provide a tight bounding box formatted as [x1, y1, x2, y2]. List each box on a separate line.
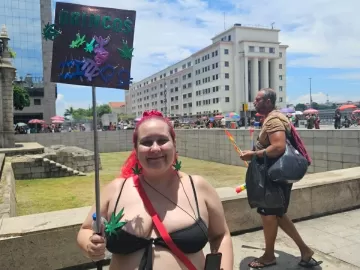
[1, 167, 360, 270]
[0, 157, 16, 218]
[15, 129, 360, 172]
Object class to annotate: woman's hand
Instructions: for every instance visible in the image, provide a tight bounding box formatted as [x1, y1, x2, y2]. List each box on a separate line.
[87, 233, 106, 261]
[240, 150, 255, 161]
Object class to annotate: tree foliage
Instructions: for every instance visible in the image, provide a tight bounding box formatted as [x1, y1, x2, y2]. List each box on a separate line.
[13, 85, 30, 110]
[63, 104, 112, 120]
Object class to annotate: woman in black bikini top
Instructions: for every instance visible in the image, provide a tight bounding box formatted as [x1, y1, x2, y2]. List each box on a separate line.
[77, 110, 233, 269]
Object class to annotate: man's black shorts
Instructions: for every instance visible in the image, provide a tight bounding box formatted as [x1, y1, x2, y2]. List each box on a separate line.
[257, 183, 293, 217]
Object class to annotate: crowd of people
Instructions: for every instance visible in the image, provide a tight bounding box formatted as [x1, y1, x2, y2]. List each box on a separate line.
[77, 88, 322, 269]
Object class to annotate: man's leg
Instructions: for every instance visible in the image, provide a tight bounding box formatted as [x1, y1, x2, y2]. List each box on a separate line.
[248, 212, 278, 268]
[277, 214, 314, 260]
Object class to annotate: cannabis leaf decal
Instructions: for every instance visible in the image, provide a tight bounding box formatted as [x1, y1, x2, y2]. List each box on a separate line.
[84, 38, 96, 53]
[173, 160, 182, 171]
[132, 163, 142, 175]
[69, 33, 86, 49]
[42, 22, 61, 41]
[104, 207, 127, 236]
[117, 42, 134, 60]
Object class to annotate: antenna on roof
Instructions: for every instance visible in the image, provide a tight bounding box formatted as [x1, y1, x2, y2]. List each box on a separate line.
[271, 22, 275, 29]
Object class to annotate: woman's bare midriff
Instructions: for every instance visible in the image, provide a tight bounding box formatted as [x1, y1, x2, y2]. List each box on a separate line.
[109, 247, 206, 270]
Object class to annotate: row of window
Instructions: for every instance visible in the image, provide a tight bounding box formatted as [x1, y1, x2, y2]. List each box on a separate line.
[248, 46, 276, 54]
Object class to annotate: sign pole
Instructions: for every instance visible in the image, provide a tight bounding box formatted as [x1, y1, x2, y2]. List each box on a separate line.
[92, 85, 102, 270]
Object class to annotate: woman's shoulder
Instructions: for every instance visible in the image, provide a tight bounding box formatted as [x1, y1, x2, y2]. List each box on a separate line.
[181, 173, 213, 192]
[102, 177, 129, 196]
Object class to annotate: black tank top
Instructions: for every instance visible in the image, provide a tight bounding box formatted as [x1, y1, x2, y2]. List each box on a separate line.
[105, 175, 208, 269]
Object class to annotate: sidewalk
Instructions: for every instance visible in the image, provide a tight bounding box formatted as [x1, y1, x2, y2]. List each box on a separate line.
[91, 209, 360, 269]
[228, 208, 360, 269]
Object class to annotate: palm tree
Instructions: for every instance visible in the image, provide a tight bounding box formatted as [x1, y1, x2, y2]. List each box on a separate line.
[64, 106, 74, 119]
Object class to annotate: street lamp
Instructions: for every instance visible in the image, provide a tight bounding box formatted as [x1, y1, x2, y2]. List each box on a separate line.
[309, 77, 313, 108]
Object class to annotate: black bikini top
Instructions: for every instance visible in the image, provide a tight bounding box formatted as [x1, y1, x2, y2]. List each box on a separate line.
[105, 175, 208, 269]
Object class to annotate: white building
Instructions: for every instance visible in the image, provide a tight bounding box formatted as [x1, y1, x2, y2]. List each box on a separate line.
[129, 24, 288, 117]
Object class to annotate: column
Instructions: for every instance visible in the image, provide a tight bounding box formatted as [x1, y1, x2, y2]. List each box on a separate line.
[251, 58, 259, 102]
[270, 59, 279, 93]
[0, 25, 16, 148]
[233, 55, 241, 113]
[260, 58, 269, 89]
[244, 56, 249, 103]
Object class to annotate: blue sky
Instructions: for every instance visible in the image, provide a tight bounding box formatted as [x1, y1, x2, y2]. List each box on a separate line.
[55, 0, 360, 115]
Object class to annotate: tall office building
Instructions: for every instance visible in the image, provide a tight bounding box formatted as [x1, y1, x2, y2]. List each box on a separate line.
[0, 0, 56, 123]
[129, 24, 288, 118]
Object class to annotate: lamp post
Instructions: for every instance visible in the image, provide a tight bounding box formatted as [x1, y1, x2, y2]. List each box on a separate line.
[309, 77, 313, 108]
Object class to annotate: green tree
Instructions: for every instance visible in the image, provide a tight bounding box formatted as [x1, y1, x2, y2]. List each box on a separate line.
[295, 103, 307, 111]
[311, 102, 319, 110]
[13, 85, 30, 110]
[64, 106, 75, 119]
[96, 104, 112, 117]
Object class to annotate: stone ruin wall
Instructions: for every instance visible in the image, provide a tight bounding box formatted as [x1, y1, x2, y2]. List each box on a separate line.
[10, 145, 101, 180]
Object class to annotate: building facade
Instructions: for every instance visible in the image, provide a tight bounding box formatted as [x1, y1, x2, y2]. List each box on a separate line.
[108, 102, 126, 115]
[129, 24, 288, 117]
[0, 0, 56, 124]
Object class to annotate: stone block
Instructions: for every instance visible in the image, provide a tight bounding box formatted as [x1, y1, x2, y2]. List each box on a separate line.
[314, 160, 328, 168]
[328, 161, 344, 170]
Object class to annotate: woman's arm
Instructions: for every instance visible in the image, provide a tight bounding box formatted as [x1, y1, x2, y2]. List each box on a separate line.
[194, 175, 234, 270]
[76, 179, 121, 257]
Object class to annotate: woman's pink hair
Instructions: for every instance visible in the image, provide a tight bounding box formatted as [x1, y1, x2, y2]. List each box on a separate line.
[120, 110, 176, 178]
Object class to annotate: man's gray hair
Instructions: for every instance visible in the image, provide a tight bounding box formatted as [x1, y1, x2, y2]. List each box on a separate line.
[260, 88, 277, 106]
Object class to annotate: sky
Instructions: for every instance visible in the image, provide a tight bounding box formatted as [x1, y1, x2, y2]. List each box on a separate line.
[55, 0, 360, 115]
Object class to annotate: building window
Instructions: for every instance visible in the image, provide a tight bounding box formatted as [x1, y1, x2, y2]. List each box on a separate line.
[225, 73, 229, 79]
[279, 52, 283, 57]
[279, 97, 283, 102]
[224, 61, 229, 67]
[279, 75, 283, 80]
[225, 85, 230, 91]
[279, 86, 283, 92]
[228, 35, 231, 41]
[269, 47, 275, 53]
[224, 49, 229, 54]
[249, 46, 254, 52]
[259, 47, 265, 52]
[225, 97, 230, 102]
[34, 99, 41, 105]
[279, 64, 282, 69]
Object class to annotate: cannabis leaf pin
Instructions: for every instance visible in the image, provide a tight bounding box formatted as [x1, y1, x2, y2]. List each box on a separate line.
[173, 160, 182, 171]
[132, 163, 142, 175]
[69, 33, 86, 49]
[117, 41, 134, 60]
[104, 207, 127, 236]
[42, 22, 61, 41]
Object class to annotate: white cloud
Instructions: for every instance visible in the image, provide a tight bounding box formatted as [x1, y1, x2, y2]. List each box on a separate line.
[54, 0, 360, 112]
[66, 0, 360, 78]
[329, 72, 360, 80]
[55, 91, 105, 116]
[289, 92, 360, 105]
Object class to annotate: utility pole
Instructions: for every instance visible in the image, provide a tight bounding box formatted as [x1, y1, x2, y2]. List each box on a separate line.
[309, 77, 313, 107]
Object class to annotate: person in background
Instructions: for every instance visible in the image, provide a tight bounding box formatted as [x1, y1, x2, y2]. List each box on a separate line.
[334, 109, 341, 129]
[240, 88, 322, 269]
[77, 110, 233, 270]
[314, 115, 320, 129]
